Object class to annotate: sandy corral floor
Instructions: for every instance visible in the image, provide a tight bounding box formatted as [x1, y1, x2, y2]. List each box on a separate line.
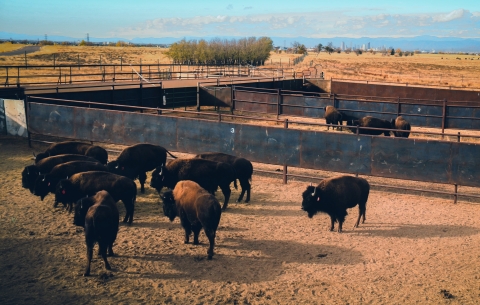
[1, 134, 480, 305]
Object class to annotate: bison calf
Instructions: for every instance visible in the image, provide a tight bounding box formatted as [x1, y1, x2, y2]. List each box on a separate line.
[161, 180, 222, 260]
[74, 190, 119, 276]
[301, 175, 370, 233]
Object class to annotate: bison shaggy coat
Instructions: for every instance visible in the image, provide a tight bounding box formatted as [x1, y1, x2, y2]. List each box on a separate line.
[194, 152, 253, 203]
[74, 190, 119, 276]
[347, 116, 393, 136]
[161, 180, 222, 260]
[107, 143, 177, 193]
[391, 116, 411, 138]
[55, 171, 136, 224]
[22, 154, 100, 194]
[35, 141, 108, 165]
[33, 161, 108, 201]
[324, 106, 343, 131]
[301, 175, 370, 233]
[150, 158, 236, 210]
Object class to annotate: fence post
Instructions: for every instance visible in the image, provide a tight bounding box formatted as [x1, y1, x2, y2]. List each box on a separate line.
[196, 82, 200, 111]
[277, 88, 281, 120]
[230, 85, 234, 114]
[283, 164, 288, 184]
[441, 99, 447, 139]
[69, 66, 72, 84]
[24, 96, 31, 148]
[24, 51, 27, 68]
[453, 131, 461, 203]
[397, 97, 401, 117]
[139, 82, 143, 113]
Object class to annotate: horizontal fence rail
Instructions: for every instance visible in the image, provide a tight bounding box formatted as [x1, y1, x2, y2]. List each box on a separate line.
[1, 64, 295, 87]
[25, 101, 480, 204]
[232, 86, 480, 131]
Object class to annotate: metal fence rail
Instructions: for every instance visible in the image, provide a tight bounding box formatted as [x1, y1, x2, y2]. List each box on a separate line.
[232, 86, 480, 131]
[25, 99, 480, 202]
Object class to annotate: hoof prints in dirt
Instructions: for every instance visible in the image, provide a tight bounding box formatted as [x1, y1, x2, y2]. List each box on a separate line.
[440, 289, 454, 299]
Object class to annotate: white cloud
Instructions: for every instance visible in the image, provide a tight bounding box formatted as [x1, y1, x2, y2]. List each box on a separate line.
[112, 9, 480, 39]
[432, 9, 465, 22]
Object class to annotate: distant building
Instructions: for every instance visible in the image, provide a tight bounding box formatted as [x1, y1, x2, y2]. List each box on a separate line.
[341, 41, 345, 51]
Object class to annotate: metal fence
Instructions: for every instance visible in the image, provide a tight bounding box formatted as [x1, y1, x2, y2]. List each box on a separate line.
[232, 86, 480, 132]
[25, 99, 480, 202]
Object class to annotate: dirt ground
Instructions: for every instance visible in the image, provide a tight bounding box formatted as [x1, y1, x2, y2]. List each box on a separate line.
[1, 134, 480, 305]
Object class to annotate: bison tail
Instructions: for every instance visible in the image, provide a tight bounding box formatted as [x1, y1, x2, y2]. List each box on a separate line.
[234, 179, 238, 190]
[166, 150, 177, 159]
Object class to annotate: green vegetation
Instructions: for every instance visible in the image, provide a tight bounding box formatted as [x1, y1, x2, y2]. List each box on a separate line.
[165, 37, 273, 65]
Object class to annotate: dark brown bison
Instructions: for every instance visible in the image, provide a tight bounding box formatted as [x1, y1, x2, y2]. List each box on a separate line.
[33, 161, 108, 201]
[22, 154, 100, 194]
[194, 152, 253, 203]
[107, 143, 177, 193]
[55, 171, 136, 224]
[34, 141, 108, 165]
[346, 116, 392, 136]
[73, 190, 119, 276]
[150, 158, 236, 210]
[390, 116, 411, 138]
[161, 180, 222, 260]
[324, 106, 343, 130]
[301, 175, 370, 233]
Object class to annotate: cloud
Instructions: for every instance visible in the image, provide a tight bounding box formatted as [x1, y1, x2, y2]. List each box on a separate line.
[244, 6, 253, 10]
[226, 4, 233, 10]
[112, 9, 480, 39]
[432, 9, 465, 22]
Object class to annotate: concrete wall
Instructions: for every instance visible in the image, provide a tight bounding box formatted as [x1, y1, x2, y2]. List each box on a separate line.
[3, 99, 27, 137]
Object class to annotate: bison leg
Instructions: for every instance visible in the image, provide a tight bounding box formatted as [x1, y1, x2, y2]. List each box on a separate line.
[99, 243, 111, 271]
[329, 216, 336, 231]
[122, 198, 135, 224]
[237, 178, 251, 203]
[84, 244, 94, 276]
[192, 224, 202, 245]
[336, 210, 348, 233]
[204, 228, 216, 260]
[107, 244, 115, 257]
[138, 172, 147, 194]
[219, 185, 231, 210]
[354, 204, 367, 228]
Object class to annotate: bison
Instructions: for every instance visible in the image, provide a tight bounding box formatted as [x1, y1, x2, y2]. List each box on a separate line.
[324, 106, 343, 131]
[34, 141, 108, 165]
[74, 190, 119, 276]
[22, 154, 100, 194]
[346, 116, 393, 136]
[150, 158, 236, 210]
[390, 116, 411, 138]
[33, 161, 108, 201]
[161, 180, 222, 260]
[301, 175, 370, 233]
[194, 152, 253, 203]
[55, 171, 136, 224]
[107, 143, 177, 194]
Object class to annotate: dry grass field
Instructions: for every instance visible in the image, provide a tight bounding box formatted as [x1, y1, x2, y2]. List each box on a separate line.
[1, 42, 479, 89]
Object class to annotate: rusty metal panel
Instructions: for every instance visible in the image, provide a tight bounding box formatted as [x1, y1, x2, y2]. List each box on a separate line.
[300, 132, 371, 174]
[303, 97, 330, 118]
[176, 119, 236, 154]
[371, 137, 452, 184]
[400, 104, 443, 127]
[337, 99, 396, 120]
[451, 143, 480, 187]
[282, 95, 305, 116]
[199, 87, 232, 108]
[235, 90, 277, 113]
[230, 124, 301, 166]
[28, 103, 75, 138]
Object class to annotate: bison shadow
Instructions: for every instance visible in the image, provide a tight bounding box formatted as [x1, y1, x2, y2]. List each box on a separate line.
[350, 223, 479, 238]
[116, 238, 363, 283]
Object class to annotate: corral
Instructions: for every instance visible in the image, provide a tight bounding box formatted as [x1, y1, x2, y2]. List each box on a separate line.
[1, 77, 480, 304]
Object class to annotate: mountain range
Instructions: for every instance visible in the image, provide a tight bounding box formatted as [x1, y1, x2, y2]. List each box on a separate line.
[1, 32, 479, 53]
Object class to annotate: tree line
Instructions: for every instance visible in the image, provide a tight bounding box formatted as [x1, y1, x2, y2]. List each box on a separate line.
[165, 37, 273, 65]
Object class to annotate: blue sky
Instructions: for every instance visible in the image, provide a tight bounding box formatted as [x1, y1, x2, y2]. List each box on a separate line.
[1, 0, 480, 39]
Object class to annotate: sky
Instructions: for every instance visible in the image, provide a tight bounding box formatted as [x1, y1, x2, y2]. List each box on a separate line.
[1, 0, 480, 40]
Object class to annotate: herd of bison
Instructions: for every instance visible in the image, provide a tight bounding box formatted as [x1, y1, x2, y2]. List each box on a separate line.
[21, 138, 371, 277]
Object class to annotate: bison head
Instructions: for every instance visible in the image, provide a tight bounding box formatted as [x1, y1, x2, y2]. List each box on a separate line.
[22, 165, 39, 193]
[107, 161, 138, 180]
[34, 152, 49, 164]
[150, 164, 166, 192]
[301, 185, 321, 218]
[33, 174, 53, 201]
[161, 190, 177, 221]
[73, 196, 93, 227]
[55, 179, 75, 208]
[86, 146, 108, 165]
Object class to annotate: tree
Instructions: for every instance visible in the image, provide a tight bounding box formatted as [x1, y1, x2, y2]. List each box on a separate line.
[390, 48, 395, 56]
[324, 46, 334, 54]
[315, 43, 323, 56]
